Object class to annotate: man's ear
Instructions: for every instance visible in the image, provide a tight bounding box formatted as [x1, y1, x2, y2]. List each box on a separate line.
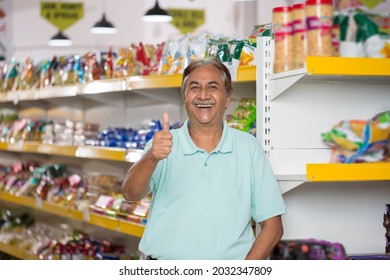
[225, 96, 231, 109]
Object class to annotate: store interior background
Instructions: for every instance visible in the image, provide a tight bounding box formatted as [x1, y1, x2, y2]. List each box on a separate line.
[1, 0, 390, 258]
[6, 0, 389, 60]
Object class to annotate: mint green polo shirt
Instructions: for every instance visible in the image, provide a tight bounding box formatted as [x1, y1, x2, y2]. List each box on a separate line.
[139, 120, 286, 260]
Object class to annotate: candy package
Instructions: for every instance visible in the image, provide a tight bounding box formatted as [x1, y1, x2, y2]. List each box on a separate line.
[270, 239, 348, 260]
[227, 98, 256, 133]
[322, 111, 390, 163]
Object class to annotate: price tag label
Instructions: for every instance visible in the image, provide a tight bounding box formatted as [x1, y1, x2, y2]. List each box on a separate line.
[82, 209, 90, 221]
[36, 197, 42, 208]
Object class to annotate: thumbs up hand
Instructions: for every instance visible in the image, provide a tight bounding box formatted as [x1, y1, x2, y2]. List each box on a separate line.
[150, 112, 173, 161]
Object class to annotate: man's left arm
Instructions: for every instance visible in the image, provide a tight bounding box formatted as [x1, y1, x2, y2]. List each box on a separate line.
[245, 215, 283, 260]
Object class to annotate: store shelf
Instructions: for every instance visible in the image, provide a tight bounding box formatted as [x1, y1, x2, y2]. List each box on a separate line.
[258, 36, 390, 255]
[0, 191, 145, 238]
[269, 57, 390, 100]
[36, 143, 77, 157]
[88, 213, 120, 231]
[75, 146, 127, 161]
[0, 67, 257, 107]
[0, 191, 36, 208]
[306, 163, 390, 182]
[128, 74, 183, 90]
[306, 56, 390, 76]
[41, 201, 70, 218]
[0, 243, 39, 260]
[236, 65, 256, 82]
[0, 141, 40, 153]
[118, 220, 145, 238]
[0, 141, 144, 162]
[78, 78, 126, 95]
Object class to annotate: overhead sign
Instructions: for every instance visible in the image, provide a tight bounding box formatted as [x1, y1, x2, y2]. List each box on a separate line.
[167, 9, 205, 34]
[40, 2, 84, 31]
[359, 0, 383, 9]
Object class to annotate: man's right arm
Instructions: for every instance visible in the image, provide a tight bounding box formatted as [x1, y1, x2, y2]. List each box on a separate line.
[122, 112, 173, 201]
[122, 149, 159, 201]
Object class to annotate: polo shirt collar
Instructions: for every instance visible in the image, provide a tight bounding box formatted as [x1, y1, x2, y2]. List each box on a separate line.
[179, 119, 233, 155]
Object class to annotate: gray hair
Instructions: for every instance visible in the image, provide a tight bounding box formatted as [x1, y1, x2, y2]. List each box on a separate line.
[180, 58, 233, 98]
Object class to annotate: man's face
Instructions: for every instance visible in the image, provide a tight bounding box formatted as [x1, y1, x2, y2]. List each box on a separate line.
[184, 64, 231, 127]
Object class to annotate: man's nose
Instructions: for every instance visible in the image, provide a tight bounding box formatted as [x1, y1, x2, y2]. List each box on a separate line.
[198, 87, 209, 99]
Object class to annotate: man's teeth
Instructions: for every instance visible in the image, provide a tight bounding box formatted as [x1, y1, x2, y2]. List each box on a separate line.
[196, 104, 214, 108]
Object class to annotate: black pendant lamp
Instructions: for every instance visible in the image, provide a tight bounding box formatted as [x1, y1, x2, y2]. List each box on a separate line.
[90, 13, 117, 34]
[91, 0, 117, 34]
[142, 0, 172, 22]
[48, 30, 72, 47]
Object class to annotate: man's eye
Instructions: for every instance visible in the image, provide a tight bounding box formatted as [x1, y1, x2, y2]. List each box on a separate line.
[190, 86, 200, 91]
[208, 85, 219, 90]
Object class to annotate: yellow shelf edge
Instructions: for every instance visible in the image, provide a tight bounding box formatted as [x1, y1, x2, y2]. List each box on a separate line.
[0, 243, 40, 260]
[75, 146, 127, 161]
[2, 67, 255, 102]
[37, 144, 77, 157]
[128, 74, 183, 90]
[0, 142, 7, 150]
[118, 220, 145, 238]
[236, 65, 256, 81]
[69, 209, 84, 221]
[306, 57, 390, 76]
[1, 141, 130, 162]
[41, 201, 70, 218]
[0, 191, 36, 208]
[306, 163, 390, 182]
[88, 213, 120, 231]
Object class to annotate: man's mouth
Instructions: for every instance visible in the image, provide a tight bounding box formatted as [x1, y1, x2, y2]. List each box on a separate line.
[195, 102, 214, 108]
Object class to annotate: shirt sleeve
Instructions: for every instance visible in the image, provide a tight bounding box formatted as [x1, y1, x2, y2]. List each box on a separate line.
[251, 142, 287, 223]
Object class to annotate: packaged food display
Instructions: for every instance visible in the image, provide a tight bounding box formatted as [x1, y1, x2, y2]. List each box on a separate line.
[305, 0, 334, 57]
[272, 6, 293, 73]
[270, 239, 348, 260]
[321, 111, 390, 163]
[227, 98, 256, 135]
[292, 3, 307, 69]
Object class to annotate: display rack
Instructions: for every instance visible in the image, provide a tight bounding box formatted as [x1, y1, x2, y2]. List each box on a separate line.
[257, 36, 390, 255]
[0, 66, 257, 259]
[0, 191, 145, 237]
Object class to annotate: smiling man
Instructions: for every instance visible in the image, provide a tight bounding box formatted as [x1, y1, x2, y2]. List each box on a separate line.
[122, 58, 286, 260]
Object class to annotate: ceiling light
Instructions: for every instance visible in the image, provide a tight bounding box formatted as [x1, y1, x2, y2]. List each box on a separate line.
[142, 0, 172, 22]
[48, 31, 72, 47]
[90, 13, 117, 34]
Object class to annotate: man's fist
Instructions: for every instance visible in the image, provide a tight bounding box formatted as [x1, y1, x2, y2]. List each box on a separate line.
[150, 112, 173, 161]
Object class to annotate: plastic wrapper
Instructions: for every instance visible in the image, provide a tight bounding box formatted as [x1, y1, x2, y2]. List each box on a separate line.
[248, 24, 271, 46]
[101, 48, 115, 79]
[135, 42, 152, 76]
[168, 35, 191, 75]
[86, 173, 118, 189]
[158, 39, 180, 75]
[15, 57, 34, 90]
[186, 32, 210, 65]
[270, 239, 348, 260]
[227, 98, 256, 133]
[322, 111, 390, 163]
[3, 58, 19, 92]
[149, 43, 164, 76]
[239, 40, 256, 66]
[83, 52, 101, 82]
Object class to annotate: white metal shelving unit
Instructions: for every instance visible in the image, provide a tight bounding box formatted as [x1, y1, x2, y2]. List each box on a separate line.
[257, 36, 390, 255]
